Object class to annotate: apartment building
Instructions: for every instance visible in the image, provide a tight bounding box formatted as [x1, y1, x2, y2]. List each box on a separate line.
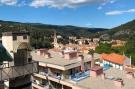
[31, 48, 135, 89]
[31, 49, 94, 89]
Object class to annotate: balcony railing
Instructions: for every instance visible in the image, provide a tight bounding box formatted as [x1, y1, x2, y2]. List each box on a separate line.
[0, 61, 38, 81]
[69, 70, 90, 82]
[39, 71, 62, 80]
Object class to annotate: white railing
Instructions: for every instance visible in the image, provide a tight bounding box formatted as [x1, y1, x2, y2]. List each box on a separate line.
[0, 61, 38, 81]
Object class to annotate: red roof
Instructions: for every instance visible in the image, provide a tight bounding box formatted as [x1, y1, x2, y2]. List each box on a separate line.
[100, 53, 126, 65]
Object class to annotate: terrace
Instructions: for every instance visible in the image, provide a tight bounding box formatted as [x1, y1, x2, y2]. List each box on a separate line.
[37, 64, 90, 83]
[38, 66, 62, 80]
[77, 68, 135, 89]
[32, 79, 50, 89]
[31, 51, 91, 70]
[69, 70, 90, 82]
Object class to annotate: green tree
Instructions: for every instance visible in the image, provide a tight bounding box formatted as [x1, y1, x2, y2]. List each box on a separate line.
[95, 43, 112, 54]
[88, 49, 95, 68]
[124, 34, 135, 65]
[88, 49, 95, 56]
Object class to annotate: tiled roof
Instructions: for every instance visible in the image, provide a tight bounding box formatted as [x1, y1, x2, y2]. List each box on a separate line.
[100, 53, 126, 65]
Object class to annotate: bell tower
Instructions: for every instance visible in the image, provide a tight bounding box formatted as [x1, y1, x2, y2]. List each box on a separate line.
[53, 31, 59, 48]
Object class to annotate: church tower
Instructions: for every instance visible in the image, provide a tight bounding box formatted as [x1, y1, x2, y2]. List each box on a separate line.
[53, 31, 59, 48]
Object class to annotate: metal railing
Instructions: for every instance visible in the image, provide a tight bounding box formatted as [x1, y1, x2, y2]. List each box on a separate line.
[0, 61, 38, 81]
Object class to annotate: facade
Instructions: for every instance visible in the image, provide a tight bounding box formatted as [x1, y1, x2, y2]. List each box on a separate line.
[31, 49, 93, 89]
[0, 32, 38, 89]
[111, 40, 126, 47]
[31, 48, 135, 89]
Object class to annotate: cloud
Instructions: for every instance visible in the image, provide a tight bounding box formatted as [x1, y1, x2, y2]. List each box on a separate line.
[97, 6, 103, 10]
[0, 0, 17, 5]
[17, 1, 27, 7]
[106, 9, 135, 15]
[97, 0, 116, 10]
[110, 0, 115, 3]
[86, 23, 92, 27]
[30, 0, 108, 8]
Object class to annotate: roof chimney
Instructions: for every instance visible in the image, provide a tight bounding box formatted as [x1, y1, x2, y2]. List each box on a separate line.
[45, 53, 51, 58]
[78, 55, 85, 72]
[64, 51, 77, 60]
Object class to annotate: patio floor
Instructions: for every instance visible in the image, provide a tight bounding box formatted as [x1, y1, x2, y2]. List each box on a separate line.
[70, 70, 90, 82]
[77, 68, 135, 89]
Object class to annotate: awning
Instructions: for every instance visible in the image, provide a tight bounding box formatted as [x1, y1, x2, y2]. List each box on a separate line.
[0, 44, 13, 62]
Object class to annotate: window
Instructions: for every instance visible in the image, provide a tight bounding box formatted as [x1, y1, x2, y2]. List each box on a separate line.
[23, 35, 27, 39]
[13, 36, 17, 40]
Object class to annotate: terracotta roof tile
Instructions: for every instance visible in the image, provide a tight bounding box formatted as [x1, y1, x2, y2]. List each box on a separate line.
[100, 53, 126, 65]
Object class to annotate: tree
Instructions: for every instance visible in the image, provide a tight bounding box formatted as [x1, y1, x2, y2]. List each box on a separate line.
[95, 43, 112, 54]
[124, 34, 135, 65]
[88, 49, 95, 56]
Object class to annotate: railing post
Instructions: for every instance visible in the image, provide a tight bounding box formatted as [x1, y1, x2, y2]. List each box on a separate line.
[23, 64, 25, 75]
[0, 69, 2, 81]
[12, 67, 13, 78]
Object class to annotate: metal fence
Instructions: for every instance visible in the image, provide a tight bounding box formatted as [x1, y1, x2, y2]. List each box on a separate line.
[0, 61, 38, 81]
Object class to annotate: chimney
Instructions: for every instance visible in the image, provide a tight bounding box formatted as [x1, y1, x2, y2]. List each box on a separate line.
[78, 55, 85, 72]
[87, 54, 94, 68]
[45, 53, 51, 58]
[59, 51, 64, 58]
[64, 51, 77, 60]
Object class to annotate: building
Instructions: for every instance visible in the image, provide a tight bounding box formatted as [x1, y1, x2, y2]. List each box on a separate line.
[0, 32, 38, 89]
[111, 40, 126, 47]
[53, 31, 59, 48]
[31, 48, 135, 89]
[100, 53, 131, 70]
[31, 49, 94, 89]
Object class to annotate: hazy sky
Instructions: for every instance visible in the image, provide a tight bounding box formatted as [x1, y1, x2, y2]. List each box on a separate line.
[0, 0, 135, 28]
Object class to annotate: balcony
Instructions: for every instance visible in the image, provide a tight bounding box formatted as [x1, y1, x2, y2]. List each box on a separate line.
[0, 61, 38, 81]
[32, 80, 49, 89]
[39, 71, 62, 80]
[69, 70, 90, 82]
[32, 79, 59, 89]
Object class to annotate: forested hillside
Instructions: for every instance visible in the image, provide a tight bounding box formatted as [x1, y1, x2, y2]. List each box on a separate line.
[105, 20, 135, 40]
[0, 20, 107, 48]
[97, 19, 135, 65]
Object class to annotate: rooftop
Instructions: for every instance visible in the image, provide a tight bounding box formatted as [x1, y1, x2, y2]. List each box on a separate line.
[2, 31, 30, 36]
[100, 53, 126, 65]
[31, 51, 100, 70]
[77, 68, 135, 89]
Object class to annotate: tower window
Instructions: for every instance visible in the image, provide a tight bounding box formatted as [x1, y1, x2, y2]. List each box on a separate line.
[23, 35, 27, 39]
[13, 36, 17, 40]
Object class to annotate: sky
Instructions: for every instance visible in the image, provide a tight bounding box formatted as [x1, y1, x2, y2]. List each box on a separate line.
[0, 0, 135, 28]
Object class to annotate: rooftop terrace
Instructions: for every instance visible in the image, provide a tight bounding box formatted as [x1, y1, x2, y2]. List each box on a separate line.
[77, 68, 135, 89]
[31, 51, 100, 70]
[32, 51, 99, 64]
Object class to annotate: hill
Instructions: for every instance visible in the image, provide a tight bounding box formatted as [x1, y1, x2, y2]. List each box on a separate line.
[99, 19, 135, 65]
[103, 20, 135, 40]
[0, 20, 107, 48]
[0, 20, 107, 37]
